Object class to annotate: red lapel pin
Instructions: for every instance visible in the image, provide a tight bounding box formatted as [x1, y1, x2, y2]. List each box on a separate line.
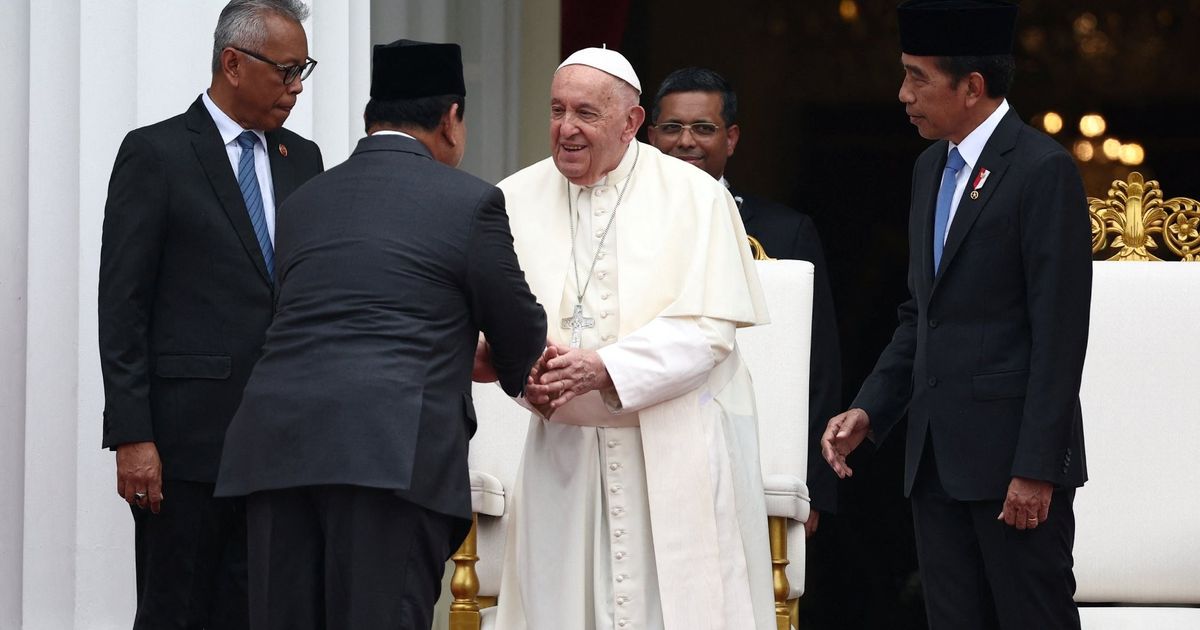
[278, 143, 288, 157]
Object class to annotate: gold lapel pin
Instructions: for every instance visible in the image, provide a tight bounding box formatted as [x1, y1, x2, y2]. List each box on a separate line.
[278, 143, 288, 157]
[970, 190, 980, 200]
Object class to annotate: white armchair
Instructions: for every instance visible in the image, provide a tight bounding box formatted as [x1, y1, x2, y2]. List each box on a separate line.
[1073, 261, 1200, 627]
[739, 260, 815, 630]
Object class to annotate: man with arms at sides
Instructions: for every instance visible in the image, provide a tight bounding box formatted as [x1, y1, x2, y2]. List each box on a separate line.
[822, 2, 1091, 628]
[494, 47, 775, 630]
[215, 40, 546, 630]
[98, 1, 322, 626]
[648, 67, 843, 537]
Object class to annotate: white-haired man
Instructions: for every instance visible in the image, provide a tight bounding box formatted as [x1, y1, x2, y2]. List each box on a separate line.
[493, 47, 776, 630]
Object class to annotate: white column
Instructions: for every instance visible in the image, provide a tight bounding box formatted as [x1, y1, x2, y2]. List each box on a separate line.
[23, 0, 84, 625]
[9, 1, 371, 627]
[0, 0, 31, 626]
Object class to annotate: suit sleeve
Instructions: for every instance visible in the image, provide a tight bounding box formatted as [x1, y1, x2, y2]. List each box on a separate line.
[465, 187, 547, 397]
[789, 217, 844, 513]
[1011, 150, 1092, 483]
[98, 131, 166, 448]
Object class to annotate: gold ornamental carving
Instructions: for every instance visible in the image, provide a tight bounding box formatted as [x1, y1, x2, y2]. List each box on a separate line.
[1088, 172, 1200, 261]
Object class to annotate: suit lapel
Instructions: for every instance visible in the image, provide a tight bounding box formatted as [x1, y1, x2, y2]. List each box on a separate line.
[266, 130, 300, 206]
[932, 109, 1021, 290]
[186, 98, 273, 286]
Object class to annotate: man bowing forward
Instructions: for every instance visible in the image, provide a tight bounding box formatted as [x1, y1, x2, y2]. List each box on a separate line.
[216, 40, 546, 630]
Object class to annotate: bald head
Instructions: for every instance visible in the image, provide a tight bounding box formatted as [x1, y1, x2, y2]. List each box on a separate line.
[549, 65, 646, 185]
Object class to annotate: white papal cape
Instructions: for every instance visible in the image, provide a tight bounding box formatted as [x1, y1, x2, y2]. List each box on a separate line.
[494, 142, 774, 630]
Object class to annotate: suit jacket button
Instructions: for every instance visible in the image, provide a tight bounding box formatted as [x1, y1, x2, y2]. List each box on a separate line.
[928, 376, 938, 387]
[928, 319, 939, 328]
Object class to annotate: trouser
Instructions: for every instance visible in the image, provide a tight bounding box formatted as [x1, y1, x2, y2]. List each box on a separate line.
[911, 442, 1080, 630]
[131, 479, 248, 630]
[246, 485, 459, 630]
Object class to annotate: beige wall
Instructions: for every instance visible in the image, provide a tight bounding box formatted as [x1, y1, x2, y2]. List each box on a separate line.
[517, 0, 560, 169]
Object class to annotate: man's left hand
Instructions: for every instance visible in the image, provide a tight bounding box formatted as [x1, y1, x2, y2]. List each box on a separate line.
[997, 476, 1053, 531]
[539, 343, 612, 408]
[805, 509, 820, 539]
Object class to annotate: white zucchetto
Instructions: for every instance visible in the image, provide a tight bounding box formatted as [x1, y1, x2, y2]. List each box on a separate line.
[556, 47, 642, 95]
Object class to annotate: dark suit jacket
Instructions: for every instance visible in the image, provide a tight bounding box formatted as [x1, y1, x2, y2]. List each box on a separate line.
[214, 134, 546, 525]
[99, 96, 323, 482]
[731, 189, 843, 514]
[853, 109, 1091, 500]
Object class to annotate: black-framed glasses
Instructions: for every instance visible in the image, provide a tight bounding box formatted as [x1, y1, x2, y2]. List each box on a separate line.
[233, 46, 317, 84]
[652, 121, 722, 138]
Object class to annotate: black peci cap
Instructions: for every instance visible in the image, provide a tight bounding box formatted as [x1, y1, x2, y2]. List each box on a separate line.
[370, 39, 466, 100]
[898, 0, 1019, 56]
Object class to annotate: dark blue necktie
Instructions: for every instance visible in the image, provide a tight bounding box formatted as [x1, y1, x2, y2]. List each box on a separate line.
[236, 131, 274, 281]
[933, 147, 966, 273]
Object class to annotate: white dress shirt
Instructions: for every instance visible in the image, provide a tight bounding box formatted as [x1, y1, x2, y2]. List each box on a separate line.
[201, 91, 277, 244]
[941, 98, 1010, 243]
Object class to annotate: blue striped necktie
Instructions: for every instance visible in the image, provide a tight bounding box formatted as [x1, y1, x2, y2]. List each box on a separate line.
[236, 131, 274, 281]
[933, 147, 966, 273]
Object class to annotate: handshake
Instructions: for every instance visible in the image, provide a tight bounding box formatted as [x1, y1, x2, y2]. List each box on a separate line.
[473, 337, 614, 417]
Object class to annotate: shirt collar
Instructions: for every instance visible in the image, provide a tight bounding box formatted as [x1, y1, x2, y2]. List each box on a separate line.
[370, 130, 418, 140]
[719, 175, 730, 189]
[949, 99, 1009, 170]
[202, 90, 267, 149]
[569, 141, 640, 199]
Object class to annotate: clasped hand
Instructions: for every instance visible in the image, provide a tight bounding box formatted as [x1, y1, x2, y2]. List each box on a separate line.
[525, 343, 612, 416]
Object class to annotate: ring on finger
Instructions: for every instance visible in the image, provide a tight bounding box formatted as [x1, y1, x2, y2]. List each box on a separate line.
[134, 492, 147, 500]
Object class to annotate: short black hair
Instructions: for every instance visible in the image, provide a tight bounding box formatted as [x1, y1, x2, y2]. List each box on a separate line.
[363, 94, 465, 133]
[935, 54, 1015, 98]
[651, 67, 738, 126]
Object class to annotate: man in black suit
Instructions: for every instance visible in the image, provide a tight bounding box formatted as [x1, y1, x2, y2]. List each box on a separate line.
[822, 2, 1091, 628]
[215, 40, 546, 630]
[648, 67, 843, 534]
[98, 1, 322, 627]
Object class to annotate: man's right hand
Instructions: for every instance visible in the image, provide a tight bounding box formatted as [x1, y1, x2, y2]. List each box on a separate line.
[821, 408, 871, 479]
[116, 441, 163, 514]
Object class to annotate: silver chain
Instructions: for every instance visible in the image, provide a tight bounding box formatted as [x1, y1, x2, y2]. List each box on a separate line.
[567, 142, 640, 303]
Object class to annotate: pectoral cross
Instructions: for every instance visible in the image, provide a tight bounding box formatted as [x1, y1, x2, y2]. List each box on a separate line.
[560, 303, 595, 348]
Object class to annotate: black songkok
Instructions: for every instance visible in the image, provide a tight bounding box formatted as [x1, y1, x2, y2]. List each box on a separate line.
[370, 39, 466, 100]
[898, 0, 1019, 56]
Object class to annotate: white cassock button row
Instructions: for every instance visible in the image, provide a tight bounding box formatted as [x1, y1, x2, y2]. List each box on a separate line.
[609, 463, 620, 471]
[601, 292, 610, 300]
[607, 440, 618, 448]
[615, 551, 626, 559]
[601, 311, 610, 318]
[594, 188, 604, 197]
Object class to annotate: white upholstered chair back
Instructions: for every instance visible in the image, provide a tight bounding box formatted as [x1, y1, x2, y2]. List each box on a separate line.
[1074, 261, 1200, 627]
[738, 259, 815, 628]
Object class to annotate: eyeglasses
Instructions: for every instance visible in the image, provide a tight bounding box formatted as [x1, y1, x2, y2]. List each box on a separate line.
[233, 46, 318, 84]
[651, 122, 722, 138]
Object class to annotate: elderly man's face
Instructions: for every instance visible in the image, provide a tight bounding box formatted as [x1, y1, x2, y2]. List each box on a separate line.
[231, 13, 309, 130]
[549, 65, 644, 186]
[647, 91, 738, 181]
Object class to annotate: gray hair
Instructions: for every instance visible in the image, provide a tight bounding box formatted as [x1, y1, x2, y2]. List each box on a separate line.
[211, 0, 310, 73]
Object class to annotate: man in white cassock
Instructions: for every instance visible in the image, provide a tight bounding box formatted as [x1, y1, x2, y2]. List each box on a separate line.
[492, 47, 776, 630]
